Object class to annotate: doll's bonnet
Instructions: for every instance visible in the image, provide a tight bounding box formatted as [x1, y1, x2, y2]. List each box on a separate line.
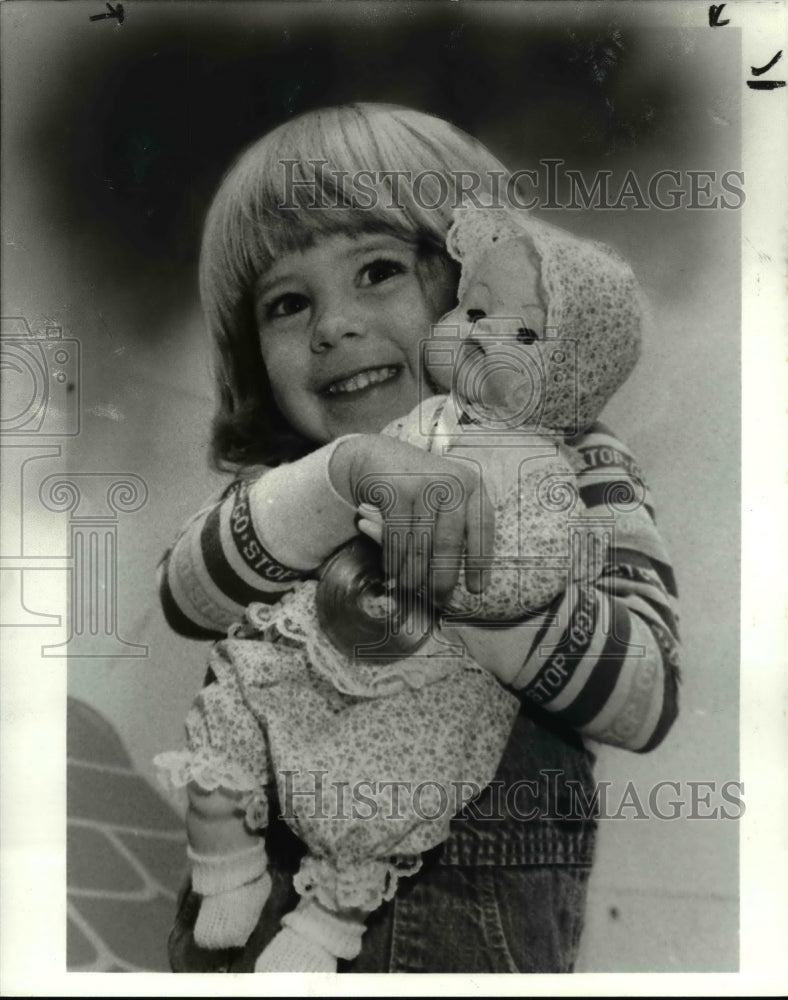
[445, 204, 644, 434]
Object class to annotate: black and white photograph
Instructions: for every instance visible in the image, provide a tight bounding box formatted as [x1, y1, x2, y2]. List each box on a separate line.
[1, 0, 785, 993]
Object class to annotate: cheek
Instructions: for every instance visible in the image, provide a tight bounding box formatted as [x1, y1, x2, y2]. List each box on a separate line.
[419, 255, 460, 317]
[387, 296, 436, 361]
[259, 344, 284, 395]
[260, 342, 304, 412]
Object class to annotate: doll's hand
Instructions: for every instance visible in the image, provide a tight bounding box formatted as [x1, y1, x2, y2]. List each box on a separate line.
[440, 621, 525, 688]
[329, 435, 495, 603]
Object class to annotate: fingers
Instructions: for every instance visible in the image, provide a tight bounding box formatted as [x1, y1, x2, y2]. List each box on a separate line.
[357, 502, 384, 546]
[374, 488, 451, 602]
[430, 502, 466, 602]
[401, 525, 432, 605]
[396, 481, 466, 604]
[460, 478, 496, 595]
[380, 508, 432, 638]
[480, 482, 497, 587]
[358, 518, 383, 545]
[462, 485, 483, 595]
[380, 498, 422, 594]
[358, 464, 491, 606]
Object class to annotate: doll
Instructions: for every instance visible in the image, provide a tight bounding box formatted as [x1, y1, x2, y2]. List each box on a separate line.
[155, 204, 643, 972]
[320, 203, 642, 652]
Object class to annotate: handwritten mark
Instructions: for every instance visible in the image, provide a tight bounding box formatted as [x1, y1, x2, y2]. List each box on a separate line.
[748, 50, 785, 89]
[747, 79, 786, 90]
[708, 4, 730, 27]
[751, 50, 783, 76]
[710, 4, 785, 91]
[89, 2, 125, 23]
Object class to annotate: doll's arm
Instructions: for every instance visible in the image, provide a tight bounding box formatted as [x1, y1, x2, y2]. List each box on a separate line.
[158, 439, 361, 637]
[186, 786, 272, 949]
[450, 423, 680, 753]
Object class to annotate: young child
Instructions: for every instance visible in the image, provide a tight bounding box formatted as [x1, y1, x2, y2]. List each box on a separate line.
[155, 203, 615, 971]
[159, 104, 681, 974]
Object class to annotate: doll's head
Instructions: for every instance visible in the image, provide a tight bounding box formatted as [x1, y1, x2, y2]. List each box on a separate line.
[429, 205, 643, 435]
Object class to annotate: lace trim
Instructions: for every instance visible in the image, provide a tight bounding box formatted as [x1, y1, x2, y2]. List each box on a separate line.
[447, 203, 572, 322]
[293, 854, 423, 912]
[233, 585, 462, 699]
[153, 749, 269, 830]
[446, 205, 525, 294]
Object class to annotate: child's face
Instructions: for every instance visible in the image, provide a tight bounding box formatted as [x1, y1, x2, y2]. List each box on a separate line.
[254, 233, 456, 443]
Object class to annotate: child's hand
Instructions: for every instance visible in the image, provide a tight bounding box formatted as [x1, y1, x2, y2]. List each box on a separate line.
[330, 435, 495, 603]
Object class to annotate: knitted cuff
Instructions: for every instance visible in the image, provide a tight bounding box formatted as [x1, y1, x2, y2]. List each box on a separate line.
[281, 898, 366, 961]
[253, 926, 337, 974]
[188, 842, 268, 897]
[194, 872, 272, 950]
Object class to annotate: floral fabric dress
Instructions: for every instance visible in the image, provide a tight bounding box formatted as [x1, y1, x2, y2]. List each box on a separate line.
[157, 573, 519, 911]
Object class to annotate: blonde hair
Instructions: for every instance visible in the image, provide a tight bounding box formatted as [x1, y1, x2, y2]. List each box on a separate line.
[200, 103, 513, 469]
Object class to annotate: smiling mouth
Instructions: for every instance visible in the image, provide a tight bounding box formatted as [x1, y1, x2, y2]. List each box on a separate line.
[323, 365, 401, 396]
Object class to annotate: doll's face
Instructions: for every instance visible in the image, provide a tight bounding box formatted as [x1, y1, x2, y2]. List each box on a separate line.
[438, 236, 546, 344]
[433, 213, 643, 436]
[431, 237, 549, 421]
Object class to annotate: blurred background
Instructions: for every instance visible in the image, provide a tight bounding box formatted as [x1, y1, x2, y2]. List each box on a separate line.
[2, 0, 740, 974]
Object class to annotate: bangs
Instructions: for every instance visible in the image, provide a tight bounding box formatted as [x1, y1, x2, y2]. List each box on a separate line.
[200, 104, 512, 322]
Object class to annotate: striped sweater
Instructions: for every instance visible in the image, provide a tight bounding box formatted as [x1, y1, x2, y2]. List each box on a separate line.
[158, 423, 680, 753]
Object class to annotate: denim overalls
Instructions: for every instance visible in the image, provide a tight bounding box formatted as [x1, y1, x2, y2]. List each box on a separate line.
[169, 697, 596, 974]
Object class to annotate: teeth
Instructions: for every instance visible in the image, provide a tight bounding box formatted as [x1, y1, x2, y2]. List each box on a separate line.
[326, 366, 398, 395]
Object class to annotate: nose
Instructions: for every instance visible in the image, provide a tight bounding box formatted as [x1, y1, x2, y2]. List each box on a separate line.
[435, 307, 485, 347]
[310, 302, 364, 353]
[466, 316, 532, 351]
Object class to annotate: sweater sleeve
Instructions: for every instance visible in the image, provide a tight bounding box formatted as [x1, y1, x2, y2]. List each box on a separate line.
[158, 439, 360, 638]
[451, 422, 681, 753]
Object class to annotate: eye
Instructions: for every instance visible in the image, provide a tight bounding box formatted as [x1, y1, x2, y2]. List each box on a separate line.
[517, 326, 539, 344]
[359, 258, 406, 287]
[265, 292, 309, 321]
